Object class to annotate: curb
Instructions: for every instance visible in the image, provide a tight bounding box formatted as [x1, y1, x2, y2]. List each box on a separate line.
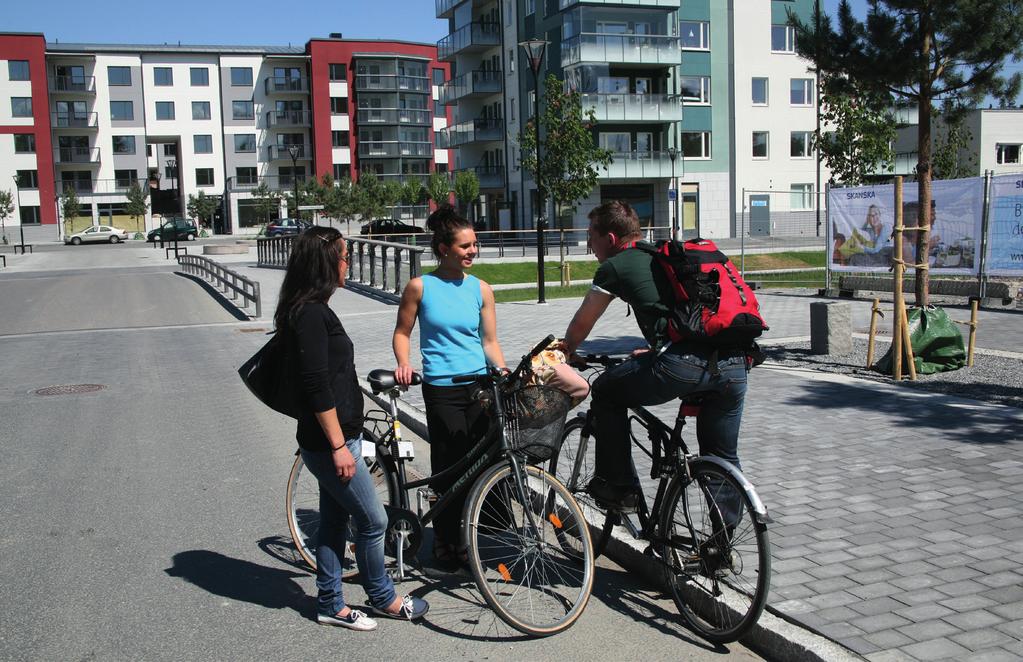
[358, 379, 861, 661]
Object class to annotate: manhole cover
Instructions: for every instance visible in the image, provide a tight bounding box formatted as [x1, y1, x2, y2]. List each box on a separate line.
[238, 328, 269, 333]
[34, 384, 106, 396]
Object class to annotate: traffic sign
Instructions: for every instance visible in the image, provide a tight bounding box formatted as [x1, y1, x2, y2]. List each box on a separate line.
[668, 189, 677, 201]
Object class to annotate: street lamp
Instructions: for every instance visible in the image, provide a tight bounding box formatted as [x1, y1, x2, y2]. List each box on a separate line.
[288, 144, 301, 222]
[520, 38, 550, 304]
[667, 146, 679, 240]
[12, 175, 27, 253]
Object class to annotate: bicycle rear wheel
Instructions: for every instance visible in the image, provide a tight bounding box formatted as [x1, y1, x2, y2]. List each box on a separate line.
[659, 461, 770, 643]
[464, 461, 594, 637]
[285, 428, 397, 576]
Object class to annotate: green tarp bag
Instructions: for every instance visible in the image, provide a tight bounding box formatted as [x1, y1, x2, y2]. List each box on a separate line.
[875, 305, 967, 375]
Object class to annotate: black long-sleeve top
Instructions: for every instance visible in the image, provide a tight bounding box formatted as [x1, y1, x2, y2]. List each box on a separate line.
[287, 302, 364, 451]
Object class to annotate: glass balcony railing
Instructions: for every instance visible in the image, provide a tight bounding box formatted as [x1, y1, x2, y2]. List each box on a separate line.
[354, 75, 431, 93]
[436, 118, 504, 148]
[266, 144, 311, 160]
[438, 70, 502, 105]
[438, 22, 501, 61]
[581, 93, 682, 122]
[435, 0, 467, 18]
[559, 0, 678, 8]
[58, 178, 146, 195]
[356, 108, 432, 125]
[227, 174, 308, 191]
[49, 76, 96, 94]
[54, 146, 101, 164]
[602, 150, 674, 178]
[266, 110, 312, 127]
[457, 165, 505, 189]
[357, 142, 434, 158]
[52, 112, 99, 129]
[561, 33, 680, 67]
[263, 76, 309, 94]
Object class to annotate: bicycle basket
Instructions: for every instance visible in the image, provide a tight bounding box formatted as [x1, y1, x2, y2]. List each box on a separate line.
[503, 384, 572, 462]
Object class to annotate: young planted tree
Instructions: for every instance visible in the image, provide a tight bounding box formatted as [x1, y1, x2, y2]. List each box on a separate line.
[61, 185, 82, 236]
[0, 189, 15, 245]
[426, 171, 451, 210]
[187, 191, 218, 229]
[931, 106, 976, 180]
[125, 181, 149, 235]
[329, 175, 358, 235]
[453, 170, 480, 221]
[354, 172, 386, 225]
[400, 176, 426, 220]
[791, 0, 1023, 305]
[251, 182, 281, 228]
[814, 73, 897, 185]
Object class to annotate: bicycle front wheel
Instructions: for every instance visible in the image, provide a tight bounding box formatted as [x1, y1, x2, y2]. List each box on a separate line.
[464, 462, 594, 637]
[659, 461, 770, 643]
[550, 416, 614, 557]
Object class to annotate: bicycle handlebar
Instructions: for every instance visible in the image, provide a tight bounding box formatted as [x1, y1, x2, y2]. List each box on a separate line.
[449, 334, 557, 387]
[574, 353, 626, 369]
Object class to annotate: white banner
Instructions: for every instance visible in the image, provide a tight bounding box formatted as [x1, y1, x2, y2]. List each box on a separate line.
[985, 174, 1023, 276]
[828, 177, 984, 275]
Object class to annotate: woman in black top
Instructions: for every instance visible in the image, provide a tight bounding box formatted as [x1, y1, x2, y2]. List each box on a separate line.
[276, 227, 427, 630]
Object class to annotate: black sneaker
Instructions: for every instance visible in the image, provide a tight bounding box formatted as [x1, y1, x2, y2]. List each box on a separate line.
[370, 595, 430, 621]
[586, 477, 640, 512]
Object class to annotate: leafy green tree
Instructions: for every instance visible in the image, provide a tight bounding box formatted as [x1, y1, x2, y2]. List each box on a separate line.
[380, 179, 403, 219]
[931, 106, 976, 180]
[400, 176, 426, 218]
[187, 191, 218, 228]
[354, 172, 386, 224]
[815, 73, 897, 185]
[327, 176, 359, 234]
[0, 189, 14, 245]
[453, 170, 480, 220]
[426, 171, 451, 209]
[251, 182, 281, 226]
[791, 0, 1023, 305]
[61, 185, 81, 235]
[125, 181, 149, 234]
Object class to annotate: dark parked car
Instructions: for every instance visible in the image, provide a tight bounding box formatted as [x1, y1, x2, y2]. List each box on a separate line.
[148, 218, 199, 242]
[266, 218, 313, 237]
[359, 219, 427, 243]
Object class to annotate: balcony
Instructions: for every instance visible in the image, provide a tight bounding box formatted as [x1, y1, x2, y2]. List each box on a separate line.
[52, 112, 99, 129]
[581, 93, 682, 123]
[266, 145, 312, 161]
[58, 178, 144, 195]
[357, 142, 434, 158]
[353, 74, 431, 93]
[263, 76, 309, 95]
[435, 0, 467, 18]
[438, 22, 501, 61]
[559, 0, 678, 7]
[54, 146, 101, 165]
[49, 76, 96, 95]
[266, 109, 312, 128]
[435, 118, 504, 148]
[602, 150, 674, 179]
[561, 33, 680, 67]
[356, 108, 432, 126]
[438, 70, 502, 105]
[226, 174, 308, 191]
[457, 165, 505, 189]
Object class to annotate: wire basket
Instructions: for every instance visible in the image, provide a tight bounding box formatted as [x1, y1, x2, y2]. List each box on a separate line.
[502, 384, 572, 462]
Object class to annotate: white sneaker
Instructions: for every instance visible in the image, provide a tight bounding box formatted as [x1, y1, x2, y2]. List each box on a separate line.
[317, 609, 378, 631]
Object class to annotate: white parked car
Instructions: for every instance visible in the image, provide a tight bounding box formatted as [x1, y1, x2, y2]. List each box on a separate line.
[65, 225, 130, 245]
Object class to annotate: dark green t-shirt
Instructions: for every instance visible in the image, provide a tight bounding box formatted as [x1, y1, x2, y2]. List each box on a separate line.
[591, 242, 674, 349]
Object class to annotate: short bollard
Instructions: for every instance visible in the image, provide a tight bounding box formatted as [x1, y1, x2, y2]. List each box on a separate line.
[810, 301, 853, 355]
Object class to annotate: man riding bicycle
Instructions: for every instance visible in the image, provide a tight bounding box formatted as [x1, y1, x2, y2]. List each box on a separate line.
[560, 200, 749, 512]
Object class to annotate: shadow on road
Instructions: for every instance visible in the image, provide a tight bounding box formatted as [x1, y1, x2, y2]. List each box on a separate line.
[173, 272, 251, 321]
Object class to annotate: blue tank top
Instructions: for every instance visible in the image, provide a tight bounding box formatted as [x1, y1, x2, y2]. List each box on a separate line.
[419, 273, 488, 386]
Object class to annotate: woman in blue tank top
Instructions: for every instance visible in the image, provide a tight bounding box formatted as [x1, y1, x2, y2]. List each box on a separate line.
[392, 205, 507, 568]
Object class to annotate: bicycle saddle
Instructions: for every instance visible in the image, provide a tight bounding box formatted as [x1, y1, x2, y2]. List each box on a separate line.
[367, 368, 422, 394]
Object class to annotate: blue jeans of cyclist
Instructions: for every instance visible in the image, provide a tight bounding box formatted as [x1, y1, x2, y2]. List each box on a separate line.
[590, 344, 748, 522]
[300, 434, 397, 617]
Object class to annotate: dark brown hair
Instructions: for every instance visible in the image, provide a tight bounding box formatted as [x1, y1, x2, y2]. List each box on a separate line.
[273, 226, 345, 331]
[588, 200, 641, 240]
[426, 204, 473, 258]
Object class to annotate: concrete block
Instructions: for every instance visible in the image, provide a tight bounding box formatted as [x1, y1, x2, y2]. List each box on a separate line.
[810, 301, 853, 355]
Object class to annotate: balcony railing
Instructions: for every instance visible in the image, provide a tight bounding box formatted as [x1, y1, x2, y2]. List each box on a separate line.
[54, 146, 101, 164]
[438, 70, 502, 105]
[49, 76, 96, 94]
[602, 150, 674, 179]
[356, 108, 432, 126]
[581, 93, 682, 123]
[226, 174, 309, 191]
[265, 109, 312, 127]
[438, 22, 501, 61]
[52, 112, 99, 129]
[263, 76, 309, 94]
[559, 0, 678, 7]
[436, 118, 504, 148]
[435, 0, 468, 18]
[357, 142, 434, 158]
[353, 75, 431, 93]
[58, 177, 145, 195]
[457, 165, 505, 189]
[561, 33, 680, 67]
[266, 144, 311, 160]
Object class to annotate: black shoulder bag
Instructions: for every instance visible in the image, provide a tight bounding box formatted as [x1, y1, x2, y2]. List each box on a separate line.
[237, 330, 302, 418]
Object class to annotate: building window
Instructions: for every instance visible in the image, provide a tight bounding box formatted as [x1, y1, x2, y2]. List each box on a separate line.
[110, 100, 133, 121]
[996, 143, 1021, 164]
[681, 131, 711, 159]
[16, 170, 39, 189]
[11, 97, 32, 117]
[191, 101, 211, 120]
[434, 99, 445, 118]
[19, 206, 41, 225]
[108, 66, 132, 85]
[332, 130, 350, 147]
[193, 134, 213, 154]
[155, 101, 175, 120]
[195, 168, 214, 187]
[791, 183, 814, 209]
[112, 135, 136, 154]
[435, 163, 448, 173]
[114, 169, 138, 187]
[752, 131, 769, 159]
[190, 67, 209, 86]
[330, 97, 348, 114]
[790, 78, 814, 106]
[679, 21, 711, 50]
[333, 163, 350, 180]
[154, 67, 173, 86]
[146, 144, 152, 157]
[236, 166, 258, 185]
[8, 60, 30, 81]
[432, 68, 445, 85]
[790, 131, 812, 158]
[234, 134, 256, 153]
[752, 78, 768, 105]
[679, 76, 711, 104]
[329, 63, 347, 81]
[164, 144, 177, 156]
[14, 134, 36, 153]
[525, 0, 535, 15]
[232, 100, 254, 120]
[771, 25, 796, 53]
[231, 67, 253, 87]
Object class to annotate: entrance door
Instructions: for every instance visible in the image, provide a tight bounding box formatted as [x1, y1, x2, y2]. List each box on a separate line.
[681, 184, 699, 238]
[749, 195, 771, 236]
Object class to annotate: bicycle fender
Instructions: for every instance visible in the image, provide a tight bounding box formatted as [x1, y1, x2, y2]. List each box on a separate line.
[689, 456, 773, 525]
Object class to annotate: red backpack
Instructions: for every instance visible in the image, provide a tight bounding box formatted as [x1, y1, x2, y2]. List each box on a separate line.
[634, 239, 768, 348]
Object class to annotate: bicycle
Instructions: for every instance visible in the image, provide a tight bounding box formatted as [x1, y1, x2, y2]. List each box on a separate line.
[286, 335, 595, 637]
[548, 352, 771, 643]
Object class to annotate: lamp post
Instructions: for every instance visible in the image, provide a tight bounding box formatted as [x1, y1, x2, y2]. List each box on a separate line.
[667, 146, 679, 240]
[520, 38, 550, 304]
[12, 175, 26, 253]
[288, 144, 301, 222]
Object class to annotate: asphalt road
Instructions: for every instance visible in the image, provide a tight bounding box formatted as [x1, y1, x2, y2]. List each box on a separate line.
[0, 248, 763, 661]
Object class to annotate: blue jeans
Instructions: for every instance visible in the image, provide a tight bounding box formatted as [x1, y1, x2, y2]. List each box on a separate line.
[300, 434, 396, 616]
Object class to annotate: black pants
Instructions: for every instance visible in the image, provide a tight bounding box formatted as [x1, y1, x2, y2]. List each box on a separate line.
[422, 382, 490, 546]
